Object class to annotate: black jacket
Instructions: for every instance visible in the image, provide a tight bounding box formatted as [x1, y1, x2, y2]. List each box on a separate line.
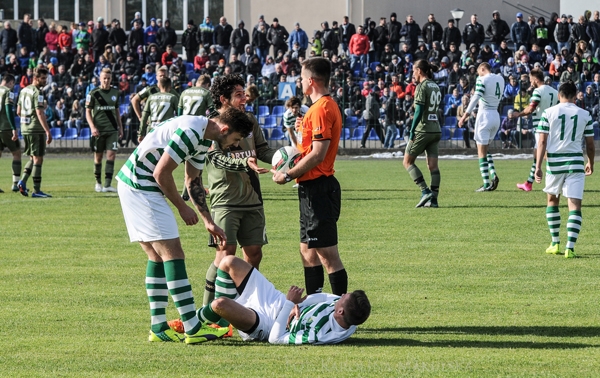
[157, 26, 178, 50]
[341, 23, 356, 44]
[109, 27, 127, 48]
[36, 23, 49, 52]
[214, 23, 233, 47]
[18, 22, 34, 47]
[128, 28, 145, 52]
[442, 26, 462, 50]
[252, 29, 270, 49]
[486, 19, 510, 43]
[462, 22, 485, 47]
[91, 28, 109, 51]
[0, 28, 18, 53]
[267, 25, 289, 49]
[230, 27, 250, 52]
[182, 26, 199, 50]
[388, 21, 402, 43]
[422, 21, 443, 45]
[400, 22, 421, 49]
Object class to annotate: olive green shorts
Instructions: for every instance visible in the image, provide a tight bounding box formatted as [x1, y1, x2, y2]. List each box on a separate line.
[0, 130, 20, 152]
[406, 132, 441, 158]
[23, 134, 46, 156]
[92, 132, 119, 153]
[208, 208, 268, 247]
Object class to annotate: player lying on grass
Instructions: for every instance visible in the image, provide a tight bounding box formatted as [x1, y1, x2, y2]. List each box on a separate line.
[172, 256, 371, 345]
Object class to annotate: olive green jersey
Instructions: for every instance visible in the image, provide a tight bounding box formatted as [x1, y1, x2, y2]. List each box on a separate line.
[413, 79, 442, 133]
[140, 92, 179, 136]
[17, 85, 46, 135]
[86, 87, 121, 134]
[0, 85, 16, 131]
[178, 87, 213, 116]
[136, 85, 180, 102]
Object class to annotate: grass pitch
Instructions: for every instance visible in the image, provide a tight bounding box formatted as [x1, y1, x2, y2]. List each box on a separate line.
[1, 155, 600, 377]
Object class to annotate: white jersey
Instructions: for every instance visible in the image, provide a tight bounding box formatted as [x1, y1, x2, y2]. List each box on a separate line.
[269, 294, 356, 345]
[530, 85, 559, 128]
[466, 73, 505, 113]
[537, 103, 593, 175]
[117, 115, 212, 192]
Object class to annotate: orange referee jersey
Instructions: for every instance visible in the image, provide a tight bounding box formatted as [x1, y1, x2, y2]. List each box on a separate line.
[295, 95, 342, 182]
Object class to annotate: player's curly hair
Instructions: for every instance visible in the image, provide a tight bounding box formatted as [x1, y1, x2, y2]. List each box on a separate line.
[210, 74, 245, 109]
[342, 290, 371, 326]
[213, 107, 254, 138]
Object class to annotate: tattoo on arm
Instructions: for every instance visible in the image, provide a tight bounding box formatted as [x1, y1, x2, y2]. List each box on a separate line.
[190, 176, 209, 214]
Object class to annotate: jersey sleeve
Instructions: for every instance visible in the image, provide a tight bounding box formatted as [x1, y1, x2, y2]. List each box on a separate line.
[306, 104, 332, 141]
[165, 118, 210, 170]
[474, 77, 485, 96]
[268, 300, 295, 345]
[529, 88, 541, 107]
[85, 91, 95, 109]
[34, 91, 44, 109]
[537, 109, 550, 134]
[584, 111, 594, 137]
[7, 91, 15, 106]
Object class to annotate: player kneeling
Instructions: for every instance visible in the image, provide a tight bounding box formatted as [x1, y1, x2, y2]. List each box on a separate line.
[185, 256, 371, 345]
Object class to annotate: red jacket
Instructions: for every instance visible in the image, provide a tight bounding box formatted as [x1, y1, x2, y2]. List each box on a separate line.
[194, 55, 209, 71]
[45, 31, 59, 51]
[161, 51, 178, 66]
[20, 75, 32, 88]
[57, 33, 72, 50]
[349, 33, 369, 56]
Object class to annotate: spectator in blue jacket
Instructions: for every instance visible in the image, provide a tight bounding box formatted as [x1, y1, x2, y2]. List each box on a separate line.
[511, 13, 531, 51]
[503, 75, 519, 102]
[141, 64, 157, 86]
[288, 22, 308, 58]
[145, 18, 159, 46]
[444, 88, 462, 116]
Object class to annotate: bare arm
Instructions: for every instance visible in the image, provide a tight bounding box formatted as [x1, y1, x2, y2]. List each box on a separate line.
[36, 108, 53, 144]
[86, 108, 99, 137]
[534, 132, 548, 183]
[153, 154, 199, 225]
[585, 136, 595, 176]
[131, 93, 143, 120]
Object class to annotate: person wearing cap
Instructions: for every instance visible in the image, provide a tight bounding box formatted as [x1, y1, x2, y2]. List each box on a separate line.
[422, 14, 443, 50]
[91, 18, 109, 63]
[130, 11, 144, 30]
[230, 20, 249, 58]
[109, 19, 127, 50]
[361, 85, 384, 148]
[386, 13, 402, 53]
[554, 14, 571, 54]
[214, 17, 233, 63]
[74, 22, 91, 51]
[267, 17, 289, 57]
[288, 22, 308, 58]
[182, 20, 199, 61]
[486, 11, 510, 52]
[157, 19, 178, 54]
[511, 12, 531, 51]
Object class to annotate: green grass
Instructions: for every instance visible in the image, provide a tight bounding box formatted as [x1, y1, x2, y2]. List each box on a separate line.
[2, 155, 600, 377]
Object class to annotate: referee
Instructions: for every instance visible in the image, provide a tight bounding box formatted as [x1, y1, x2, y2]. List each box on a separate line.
[272, 57, 347, 295]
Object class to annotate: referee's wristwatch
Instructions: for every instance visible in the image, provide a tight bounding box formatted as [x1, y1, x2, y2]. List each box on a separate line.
[284, 173, 293, 183]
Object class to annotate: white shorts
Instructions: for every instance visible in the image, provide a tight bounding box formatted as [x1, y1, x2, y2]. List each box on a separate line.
[474, 109, 501, 145]
[236, 269, 286, 342]
[544, 172, 585, 200]
[118, 184, 179, 242]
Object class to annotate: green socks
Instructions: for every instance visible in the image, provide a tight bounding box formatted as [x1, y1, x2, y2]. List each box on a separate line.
[164, 259, 200, 335]
[145, 261, 169, 333]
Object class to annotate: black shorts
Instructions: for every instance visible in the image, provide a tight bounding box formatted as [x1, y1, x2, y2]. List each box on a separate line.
[298, 175, 341, 249]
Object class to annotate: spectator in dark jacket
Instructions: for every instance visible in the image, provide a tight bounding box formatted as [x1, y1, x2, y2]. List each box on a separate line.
[267, 18, 289, 57]
[214, 17, 233, 62]
[511, 13, 531, 51]
[388, 13, 402, 53]
[230, 20, 250, 57]
[91, 18, 109, 62]
[340, 16, 356, 55]
[182, 20, 199, 61]
[463, 14, 485, 48]
[486, 11, 510, 51]
[422, 14, 443, 49]
[321, 21, 338, 52]
[18, 14, 34, 52]
[572, 16, 590, 45]
[533, 17, 549, 51]
[36, 19, 50, 54]
[252, 22, 270, 63]
[586, 16, 600, 54]
[442, 19, 462, 50]
[0, 21, 18, 57]
[109, 19, 127, 49]
[128, 21, 145, 55]
[374, 18, 389, 62]
[400, 15, 421, 53]
[157, 19, 178, 52]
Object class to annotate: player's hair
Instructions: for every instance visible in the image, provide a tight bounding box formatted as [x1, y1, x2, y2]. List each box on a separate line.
[213, 107, 254, 137]
[343, 290, 371, 326]
[478, 62, 491, 71]
[413, 60, 438, 79]
[529, 68, 544, 82]
[157, 65, 168, 74]
[301, 57, 331, 86]
[159, 77, 172, 91]
[198, 74, 211, 86]
[2, 73, 15, 84]
[34, 67, 48, 77]
[285, 96, 302, 108]
[210, 74, 245, 109]
[101, 67, 112, 75]
[558, 81, 578, 100]
[245, 84, 259, 103]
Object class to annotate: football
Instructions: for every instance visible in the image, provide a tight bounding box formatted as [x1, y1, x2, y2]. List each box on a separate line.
[272, 146, 302, 173]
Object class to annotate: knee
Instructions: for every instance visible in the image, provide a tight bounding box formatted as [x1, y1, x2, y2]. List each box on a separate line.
[218, 255, 237, 272]
[211, 297, 231, 314]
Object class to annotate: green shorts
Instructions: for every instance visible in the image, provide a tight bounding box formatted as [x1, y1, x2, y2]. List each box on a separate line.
[23, 134, 46, 156]
[208, 208, 268, 247]
[406, 132, 441, 158]
[0, 130, 20, 152]
[92, 132, 119, 153]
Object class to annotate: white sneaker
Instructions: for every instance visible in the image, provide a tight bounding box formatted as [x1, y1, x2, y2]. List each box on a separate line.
[102, 186, 117, 193]
[95, 183, 102, 192]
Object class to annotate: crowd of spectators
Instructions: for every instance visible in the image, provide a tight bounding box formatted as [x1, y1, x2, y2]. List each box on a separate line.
[1, 9, 600, 148]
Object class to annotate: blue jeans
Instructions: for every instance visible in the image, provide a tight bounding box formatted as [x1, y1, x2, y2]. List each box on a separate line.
[557, 41, 569, 54]
[350, 54, 367, 73]
[256, 47, 269, 64]
[383, 124, 398, 148]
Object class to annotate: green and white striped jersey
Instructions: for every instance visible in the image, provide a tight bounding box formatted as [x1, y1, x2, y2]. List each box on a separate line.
[467, 73, 505, 113]
[282, 105, 308, 130]
[537, 103, 593, 175]
[116, 115, 212, 192]
[530, 85, 558, 128]
[269, 294, 356, 345]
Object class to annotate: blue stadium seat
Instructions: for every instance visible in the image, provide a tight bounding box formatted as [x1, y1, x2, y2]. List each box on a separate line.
[50, 127, 62, 139]
[350, 126, 365, 140]
[342, 128, 351, 140]
[63, 128, 78, 140]
[344, 116, 358, 128]
[263, 115, 278, 128]
[369, 62, 380, 71]
[268, 128, 285, 140]
[452, 128, 464, 140]
[444, 116, 456, 127]
[119, 104, 128, 115]
[272, 105, 285, 118]
[258, 105, 270, 117]
[245, 105, 254, 112]
[594, 127, 600, 140]
[367, 128, 380, 140]
[441, 126, 451, 140]
[185, 62, 193, 72]
[443, 93, 452, 105]
[262, 127, 269, 139]
[353, 69, 361, 78]
[78, 128, 91, 140]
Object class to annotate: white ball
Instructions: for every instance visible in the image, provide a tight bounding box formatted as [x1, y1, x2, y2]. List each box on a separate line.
[272, 146, 302, 173]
